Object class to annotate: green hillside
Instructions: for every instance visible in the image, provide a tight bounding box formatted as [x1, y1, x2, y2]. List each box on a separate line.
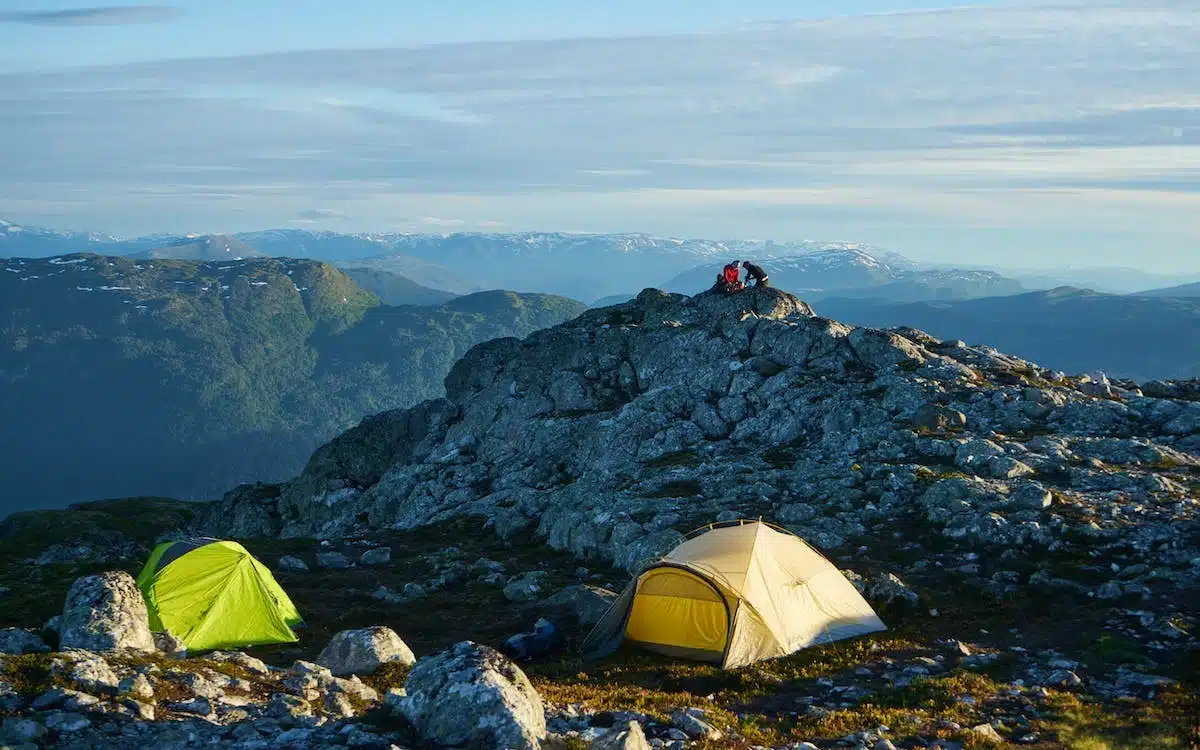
[0, 254, 585, 515]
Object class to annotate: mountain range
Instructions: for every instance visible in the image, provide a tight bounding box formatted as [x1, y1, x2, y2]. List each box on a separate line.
[0, 253, 584, 516]
[814, 287, 1200, 382]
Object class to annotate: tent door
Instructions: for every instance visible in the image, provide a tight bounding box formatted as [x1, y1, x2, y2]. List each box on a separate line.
[624, 566, 730, 663]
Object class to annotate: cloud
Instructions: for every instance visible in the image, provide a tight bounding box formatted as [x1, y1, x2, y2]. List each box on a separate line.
[0, 5, 181, 26]
[1, 1, 1200, 270]
[295, 208, 348, 221]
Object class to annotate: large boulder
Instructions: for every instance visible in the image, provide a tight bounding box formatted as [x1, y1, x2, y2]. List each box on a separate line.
[317, 626, 416, 676]
[398, 641, 546, 750]
[59, 572, 155, 653]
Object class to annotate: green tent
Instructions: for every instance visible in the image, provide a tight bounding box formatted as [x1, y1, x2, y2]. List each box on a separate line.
[135, 537, 303, 652]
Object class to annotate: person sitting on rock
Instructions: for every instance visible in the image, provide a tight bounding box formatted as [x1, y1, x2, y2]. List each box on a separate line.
[713, 261, 744, 293]
[742, 260, 769, 287]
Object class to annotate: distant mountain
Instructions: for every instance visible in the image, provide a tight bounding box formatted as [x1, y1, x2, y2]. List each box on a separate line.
[0, 218, 119, 258]
[660, 251, 1023, 302]
[0, 253, 585, 515]
[1133, 281, 1200, 298]
[1001, 267, 1200, 295]
[133, 234, 263, 261]
[339, 253, 487, 297]
[814, 287, 1200, 381]
[341, 267, 458, 306]
[591, 292, 640, 307]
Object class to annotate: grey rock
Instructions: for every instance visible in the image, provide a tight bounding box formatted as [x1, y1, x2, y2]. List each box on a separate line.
[317, 551, 354, 569]
[1010, 483, 1053, 510]
[318, 626, 416, 676]
[277, 555, 309, 572]
[912, 403, 967, 432]
[43, 712, 90, 733]
[504, 571, 551, 602]
[670, 709, 723, 740]
[540, 584, 619, 626]
[971, 723, 1004, 742]
[402, 582, 428, 599]
[591, 720, 652, 750]
[397, 641, 545, 750]
[325, 691, 355, 718]
[68, 653, 120, 694]
[169, 697, 212, 716]
[1, 717, 45, 744]
[119, 673, 155, 702]
[866, 573, 919, 611]
[346, 727, 389, 748]
[359, 547, 392, 565]
[120, 697, 155, 720]
[59, 571, 156, 653]
[0, 628, 48, 655]
[153, 630, 187, 657]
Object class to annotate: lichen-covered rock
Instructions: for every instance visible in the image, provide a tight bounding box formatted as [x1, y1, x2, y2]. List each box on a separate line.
[398, 641, 546, 750]
[67, 653, 120, 694]
[317, 626, 416, 676]
[0, 628, 48, 655]
[59, 572, 155, 653]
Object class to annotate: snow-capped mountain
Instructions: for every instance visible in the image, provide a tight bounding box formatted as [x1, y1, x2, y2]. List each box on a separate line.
[0, 219, 1015, 301]
[659, 250, 1024, 302]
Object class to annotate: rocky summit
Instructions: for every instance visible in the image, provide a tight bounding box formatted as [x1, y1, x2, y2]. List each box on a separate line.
[202, 286, 1199, 581]
[2, 285, 1199, 749]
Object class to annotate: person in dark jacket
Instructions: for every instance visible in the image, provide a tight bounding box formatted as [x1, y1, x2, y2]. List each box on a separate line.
[742, 260, 769, 287]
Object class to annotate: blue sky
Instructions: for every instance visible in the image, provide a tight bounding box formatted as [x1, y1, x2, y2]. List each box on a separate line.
[2, 0, 1200, 272]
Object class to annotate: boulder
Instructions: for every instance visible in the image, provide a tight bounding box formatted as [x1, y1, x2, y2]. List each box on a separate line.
[540, 585, 619, 626]
[277, 555, 309, 572]
[359, 547, 392, 565]
[317, 626, 416, 676]
[59, 572, 156, 653]
[504, 571, 550, 602]
[398, 641, 546, 750]
[912, 403, 967, 432]
[0, 628, 49, 655]
[866, 573, 920, 612]
[316, 551, 354, 569]
[591, 721, 652, 750]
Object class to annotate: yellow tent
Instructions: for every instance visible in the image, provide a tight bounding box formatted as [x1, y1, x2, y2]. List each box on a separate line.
[581, 520, 886, 669]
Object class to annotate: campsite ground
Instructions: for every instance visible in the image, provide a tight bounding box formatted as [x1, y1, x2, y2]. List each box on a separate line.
[1, 498, 1197, 749]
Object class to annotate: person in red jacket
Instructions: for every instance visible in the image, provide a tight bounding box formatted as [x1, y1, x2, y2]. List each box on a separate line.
[713, 261, 744, 293]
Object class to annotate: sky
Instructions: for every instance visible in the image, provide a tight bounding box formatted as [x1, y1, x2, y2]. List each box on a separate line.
[1, 0, 1199, 272]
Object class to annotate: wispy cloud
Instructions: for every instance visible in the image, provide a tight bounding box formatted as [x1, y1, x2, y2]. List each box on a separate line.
[0, 5, 181, 26]
[2, 1, 1199, 270]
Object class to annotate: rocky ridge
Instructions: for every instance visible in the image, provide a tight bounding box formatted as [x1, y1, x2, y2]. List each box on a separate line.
[200, 286, 1199, 589]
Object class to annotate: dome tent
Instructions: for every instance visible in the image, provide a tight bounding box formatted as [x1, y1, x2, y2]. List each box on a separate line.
[581, 520, 886, 669]
[135, 537, 303, 652]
